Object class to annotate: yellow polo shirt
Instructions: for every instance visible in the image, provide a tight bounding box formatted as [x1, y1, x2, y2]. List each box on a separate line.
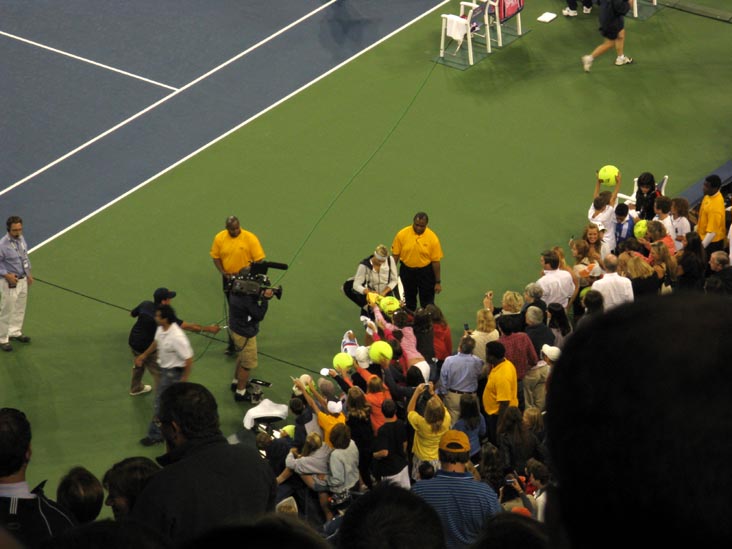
[697, 192, 725, 244]
[391, 226, 443, 268]
[210, 229, 265, 274]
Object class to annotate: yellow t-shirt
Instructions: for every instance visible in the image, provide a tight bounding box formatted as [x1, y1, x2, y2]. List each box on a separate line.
[482, 359, 518, 415]
[697, 192, 725, 244]
[209, 229, 265, 274]
[391, 226, 443, 268]
[317, 410, 346, 448]
[408, 409, 451, 461]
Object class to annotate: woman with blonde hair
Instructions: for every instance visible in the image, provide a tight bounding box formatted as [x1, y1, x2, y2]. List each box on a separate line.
[469, 308, 499, 363]
[650, 241, 678, 292]
[483, 290, 524, 320]
[344, 243, 399, 314]
[407, 383, 450, 479]
[621, 253, 660, 298]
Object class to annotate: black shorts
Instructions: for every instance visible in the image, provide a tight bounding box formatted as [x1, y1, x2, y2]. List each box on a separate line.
[600, 18, 624, 40]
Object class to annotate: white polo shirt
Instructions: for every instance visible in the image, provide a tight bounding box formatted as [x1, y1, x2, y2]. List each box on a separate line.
[537, 269, 575, 308]
[155, 323, 193, 370]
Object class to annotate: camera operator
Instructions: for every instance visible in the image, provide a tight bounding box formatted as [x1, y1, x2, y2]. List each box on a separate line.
[210, 216, 266, 354]
[229, 279, 274, 403]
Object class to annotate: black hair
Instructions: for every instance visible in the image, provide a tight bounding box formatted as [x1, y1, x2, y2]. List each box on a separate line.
[413, 212, 429, 224]
[158, 382, 221, 440]
[541, 250, 560, 270]
[102, 457, 160, 516]
[155, 304, 177, 324]
[5, 216, 22, 231]
[615, 203, 629, 217]
[382, 399, 397, 419]
[705, 174, 722, 190]
[0, 408, 31, 477]
[486, 341, 506, 362]
[56, 466, 104, 524]
[336, 483, 444, 549]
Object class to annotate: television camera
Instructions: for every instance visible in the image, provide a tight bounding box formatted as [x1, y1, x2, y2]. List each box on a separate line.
[229, 260, 288, 300]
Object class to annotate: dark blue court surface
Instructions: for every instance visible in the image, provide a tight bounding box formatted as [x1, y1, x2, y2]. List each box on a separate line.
[1, 0, 445, 248]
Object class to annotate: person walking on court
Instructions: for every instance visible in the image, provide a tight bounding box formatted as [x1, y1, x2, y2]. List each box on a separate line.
[391, 212, 444, 312]
[210, 215, 265, 354]
[581, 0, 634, 72]
[128, 288, 219, 397]
[0, 216, 33, 352]
[136, 304, 194, 446]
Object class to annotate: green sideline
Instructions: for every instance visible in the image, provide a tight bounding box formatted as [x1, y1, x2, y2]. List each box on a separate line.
[2, 0, 731, 519]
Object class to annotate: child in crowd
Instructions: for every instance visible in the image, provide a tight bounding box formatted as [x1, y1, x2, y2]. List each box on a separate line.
[670, 197, 692, 252]
[653, 196, 674, 240]
[614, 203, 635, 252]
[632, 172, 661, 220]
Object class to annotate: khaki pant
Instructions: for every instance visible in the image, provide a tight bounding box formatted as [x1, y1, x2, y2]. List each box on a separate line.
[231, 332, 258, 370]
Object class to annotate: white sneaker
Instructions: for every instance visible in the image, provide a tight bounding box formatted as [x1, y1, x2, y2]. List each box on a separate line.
[583, 6, 592, 14]
[582, 55, 594, 72]
[615, 55, 634, 66]
[562, 7, 578, 16]
[130, 385, 152, 396]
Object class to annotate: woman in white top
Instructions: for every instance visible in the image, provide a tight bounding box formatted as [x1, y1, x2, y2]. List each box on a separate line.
[670, 197, 692, 253]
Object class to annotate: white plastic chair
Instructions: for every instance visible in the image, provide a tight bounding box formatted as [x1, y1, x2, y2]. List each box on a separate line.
[486, 0, 524, 49]
[440, 2, 479, 64]
[632, 0, 658, 18]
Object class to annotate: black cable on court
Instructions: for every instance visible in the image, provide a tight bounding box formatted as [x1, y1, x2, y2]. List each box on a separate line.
[34, 276, 321, 374]
[269, 60, 439, 287]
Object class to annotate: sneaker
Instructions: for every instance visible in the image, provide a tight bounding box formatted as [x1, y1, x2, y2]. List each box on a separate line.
[10, 335, 30, 343]
[615, 55, 634, 66]
[562, 7, 578, 16]
[582, 55, 594, 72]
[130, 385, 152, 396]
[0, 343, 12, 352]
[583, 6, 592, 13]
[234, 391, 252, 402]
[230, 381, 238, 392]
[139, 436, 163, 446]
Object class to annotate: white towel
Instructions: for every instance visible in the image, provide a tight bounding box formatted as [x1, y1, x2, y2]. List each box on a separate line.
[445, 14, 469, 41]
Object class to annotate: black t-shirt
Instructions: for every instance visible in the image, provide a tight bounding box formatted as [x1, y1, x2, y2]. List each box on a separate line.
[373, 420, 408, 477]
[128, 301, 182, 352]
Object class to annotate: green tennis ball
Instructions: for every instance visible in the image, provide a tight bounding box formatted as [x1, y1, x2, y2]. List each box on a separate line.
[369, 340, 393, 363]
[634, 219, 648, 239]
[280, 425, 295, 438]
[332, 352, 354, 371]
[379, 296, 401, 314]
[598, 165, 619, 187]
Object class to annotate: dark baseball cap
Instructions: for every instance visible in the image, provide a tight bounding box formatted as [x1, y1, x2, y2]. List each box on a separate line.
[153, 288, 177, 303]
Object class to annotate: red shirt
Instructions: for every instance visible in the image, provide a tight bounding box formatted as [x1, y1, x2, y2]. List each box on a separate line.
[432, 323, 453, 361]
[499, 332, 538, 380]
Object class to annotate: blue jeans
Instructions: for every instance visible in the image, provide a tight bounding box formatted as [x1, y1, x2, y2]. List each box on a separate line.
[146, 368, 183, 441]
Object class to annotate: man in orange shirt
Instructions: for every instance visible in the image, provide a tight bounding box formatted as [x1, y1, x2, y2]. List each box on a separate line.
[210, 216, 265, 354]
[391, 212, 444, 312]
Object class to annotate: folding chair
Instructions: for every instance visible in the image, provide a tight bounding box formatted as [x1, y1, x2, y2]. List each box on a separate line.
[485, 0, 524, 49]
[632, 0, 658, 18]
[440, 2, 479, 65]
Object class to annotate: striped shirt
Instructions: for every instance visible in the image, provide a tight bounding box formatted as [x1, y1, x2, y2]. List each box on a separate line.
[412, 470, 500, 549]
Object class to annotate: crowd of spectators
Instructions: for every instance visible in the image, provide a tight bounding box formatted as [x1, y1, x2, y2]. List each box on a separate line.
[2, 173, 731, 548]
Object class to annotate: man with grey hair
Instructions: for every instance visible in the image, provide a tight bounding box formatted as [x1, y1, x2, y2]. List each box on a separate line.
[520, 282, 547, 328]
[524, 306, 555, 357]
[591, 254, 633, 310]
[707, 251, 732, 294]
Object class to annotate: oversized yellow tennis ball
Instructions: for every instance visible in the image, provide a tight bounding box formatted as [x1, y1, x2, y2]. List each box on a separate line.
[379, 296, 401, 315]
[369, 340, 393, 363]
[634, 219, 648, 239]
[598, 165, 620, 187]
[280, 425, 295, 438]
[332, 352, 354, 371]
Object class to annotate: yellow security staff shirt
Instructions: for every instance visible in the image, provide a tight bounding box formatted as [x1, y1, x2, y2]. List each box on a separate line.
[391, 226, 443, 268]
[697, 192, 725, 244]
[210, 230, 265, 274]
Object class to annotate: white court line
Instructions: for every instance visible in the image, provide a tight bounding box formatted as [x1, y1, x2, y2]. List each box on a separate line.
[0, 0, 339, 198]
[0, 30, 178, 91]
[28, 0, 451, 253]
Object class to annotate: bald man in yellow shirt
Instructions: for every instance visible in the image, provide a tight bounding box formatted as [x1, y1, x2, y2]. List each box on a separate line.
[210, 215, 265, 354]
[391, 212, 444, 311]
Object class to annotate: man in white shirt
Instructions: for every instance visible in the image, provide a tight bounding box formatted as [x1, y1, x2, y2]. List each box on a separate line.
[136, 304, 194, 446]
[536, 250, 576, 308]
[591, 254, 634, 310]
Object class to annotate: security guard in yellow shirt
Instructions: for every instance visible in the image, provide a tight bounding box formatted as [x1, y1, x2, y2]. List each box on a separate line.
[391, 212, 444, 311]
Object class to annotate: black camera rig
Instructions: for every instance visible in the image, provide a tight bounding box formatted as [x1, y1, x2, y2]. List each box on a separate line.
[229, 261, 288, 300]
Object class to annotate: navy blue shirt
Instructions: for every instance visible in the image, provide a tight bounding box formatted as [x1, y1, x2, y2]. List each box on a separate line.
[128, 301, 182, 352]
